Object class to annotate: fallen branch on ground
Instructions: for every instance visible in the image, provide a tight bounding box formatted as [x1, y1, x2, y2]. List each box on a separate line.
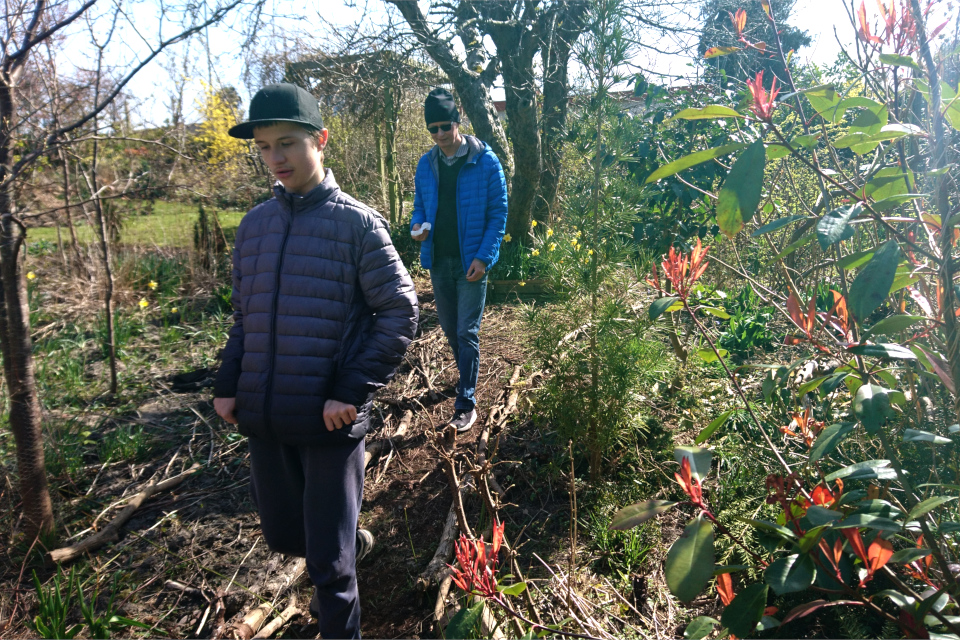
[49, 463, 201, 564]
[252, 593, 300, 639]
[364, 409, 413, 470]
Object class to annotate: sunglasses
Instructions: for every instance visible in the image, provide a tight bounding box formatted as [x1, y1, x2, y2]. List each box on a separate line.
[427, 123, 454, 134]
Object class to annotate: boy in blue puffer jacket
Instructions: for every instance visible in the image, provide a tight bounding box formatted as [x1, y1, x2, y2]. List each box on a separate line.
[411, 88, 508, 432]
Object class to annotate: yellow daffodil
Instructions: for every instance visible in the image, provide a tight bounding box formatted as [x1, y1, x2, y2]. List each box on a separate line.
[588, 249, 594, 255]
[546, 228, 554, 237]
[576, 230, 582, 238]
[575, 243, 581, 250]
[570, 238, 578, 246]
[26, 271, 36, 280]
[531, 220, 538, 227]
[503, 233, 512, 243]
[138, 298, 149, 309]
[148, 280, 158, 290]
[519, 281, 526, 286]
[531, 249, 540, 257]
[171, 307, 179, 314]
[548, 242, 557, 251]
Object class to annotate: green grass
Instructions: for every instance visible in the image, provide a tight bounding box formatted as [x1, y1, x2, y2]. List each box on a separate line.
[27, 201, 245, 249]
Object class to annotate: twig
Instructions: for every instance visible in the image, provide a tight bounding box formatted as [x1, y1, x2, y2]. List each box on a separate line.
[48, 463, 201, 563]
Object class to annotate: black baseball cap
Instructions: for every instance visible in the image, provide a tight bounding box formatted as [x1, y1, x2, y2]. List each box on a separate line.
[228, 83, 324, 139]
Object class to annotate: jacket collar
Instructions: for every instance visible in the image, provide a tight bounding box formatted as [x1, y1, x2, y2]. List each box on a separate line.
[429, 134, 486, 166]
[272, 168, 340, 214]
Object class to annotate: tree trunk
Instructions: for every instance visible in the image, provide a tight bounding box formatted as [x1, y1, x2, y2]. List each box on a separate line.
[386, 0, 513, 181]
[375, 120, 388, 213]
[0, 76, 54, 539]
[488, 25, 540, 240]
[384, 77, 401, 226]
[537, 1, 589, 224]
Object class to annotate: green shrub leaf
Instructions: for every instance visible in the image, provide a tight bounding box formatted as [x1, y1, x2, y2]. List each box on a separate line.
[696, 409, 735, 445]
[498, 581, 527, 596]
[903, 429, 952, 445]
[716, 140, 766, 239]
[907, 496, 957, 521]
[810, 422, 856, 462]
[645, 144, 748, 184]
[444, 601, 485, 639]
[847, 343, 918, 360]
[721, 583, 769, 637]
[816, 203, 861, 250]
[674, 446, 713, 480]
[666, 106, 744, 122]
[879, 53, 922, 72]
[752, 215, 808, 237]
[849, 240, 901, 320]
[610, 500, 678, 530]
[765, 554, 816, 595]
[826, 459, 895, 482]
[665, 515, 715, 602]
[854, 384, 894, 434]
[649, 296, 680, 320]
[863, 315, 924, 338]
[837, 514, 903, 531]
[889, 548, 932, 564]
[684, 616, 720, 640]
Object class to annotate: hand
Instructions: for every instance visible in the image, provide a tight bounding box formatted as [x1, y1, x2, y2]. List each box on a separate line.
[412, 224, 430, 242]
[214, 397, 238, 425]
[465, 258, 486, 282]
[323, 399, 358, 431]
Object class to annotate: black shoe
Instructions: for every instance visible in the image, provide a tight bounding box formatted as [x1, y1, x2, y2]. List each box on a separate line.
[356, 528, 375, 563]
[448, 408, 477, 433]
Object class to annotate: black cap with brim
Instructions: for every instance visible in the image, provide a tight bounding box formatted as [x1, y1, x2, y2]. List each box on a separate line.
[228, 83, 324, 140]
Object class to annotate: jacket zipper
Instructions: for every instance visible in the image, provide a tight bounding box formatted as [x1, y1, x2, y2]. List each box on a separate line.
[263, 198, 294, 432]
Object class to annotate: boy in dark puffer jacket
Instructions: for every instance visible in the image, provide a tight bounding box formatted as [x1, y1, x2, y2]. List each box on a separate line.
[213, 83, 419, 639]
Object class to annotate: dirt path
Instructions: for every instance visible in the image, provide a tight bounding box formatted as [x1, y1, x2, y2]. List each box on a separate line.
[4, 281, 541, 640]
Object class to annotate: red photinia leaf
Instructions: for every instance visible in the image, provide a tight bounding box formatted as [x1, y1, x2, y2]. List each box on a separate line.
[812, 485, 836, 508]
[832, 537, 845, 567]
[492, 518, 504, 556]
[781, 600, 864, 626]
[840, 528, 870, 565]
[730, 8, 747, 37]
[868, 538, 894, 575]
[764, 606, 778, 616]
[717, 572, 735, 606]
[916, 346, 956, 395]
[787, 292, 804, 327]
[746, 71, 779, 120]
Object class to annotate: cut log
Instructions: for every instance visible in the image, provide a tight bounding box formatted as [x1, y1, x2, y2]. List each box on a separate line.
[252, 593, 299, 639]
[49, 464, 201, 564]
[230, 558, 306, 640]
[364, 409, 413, 469]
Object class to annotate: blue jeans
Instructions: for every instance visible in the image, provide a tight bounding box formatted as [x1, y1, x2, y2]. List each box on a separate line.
[430, 255, 487, 411]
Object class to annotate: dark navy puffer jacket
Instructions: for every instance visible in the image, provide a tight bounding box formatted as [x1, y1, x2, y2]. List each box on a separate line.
[213, 170, 419, 445]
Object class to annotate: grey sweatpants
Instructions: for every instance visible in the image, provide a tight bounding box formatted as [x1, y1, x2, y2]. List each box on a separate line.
[248, 436, 365, 639]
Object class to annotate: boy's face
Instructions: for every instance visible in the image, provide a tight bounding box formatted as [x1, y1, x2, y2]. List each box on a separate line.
[254, 122, 328, 196]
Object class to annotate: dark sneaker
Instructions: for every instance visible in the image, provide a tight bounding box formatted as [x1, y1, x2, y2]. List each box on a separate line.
[356, 529, 375, 563]
[449, 408, 477, 433]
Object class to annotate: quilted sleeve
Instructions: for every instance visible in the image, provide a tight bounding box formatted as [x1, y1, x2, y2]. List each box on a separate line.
[329, 221, 419, 406]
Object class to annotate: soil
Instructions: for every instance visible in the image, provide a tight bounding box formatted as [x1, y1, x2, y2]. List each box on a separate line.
[1, 279, 577, 640]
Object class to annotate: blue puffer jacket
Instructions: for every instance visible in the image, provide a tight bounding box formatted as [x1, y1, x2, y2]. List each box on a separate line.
[410, 135, 508, 272]
[213, 170, 419, 446]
